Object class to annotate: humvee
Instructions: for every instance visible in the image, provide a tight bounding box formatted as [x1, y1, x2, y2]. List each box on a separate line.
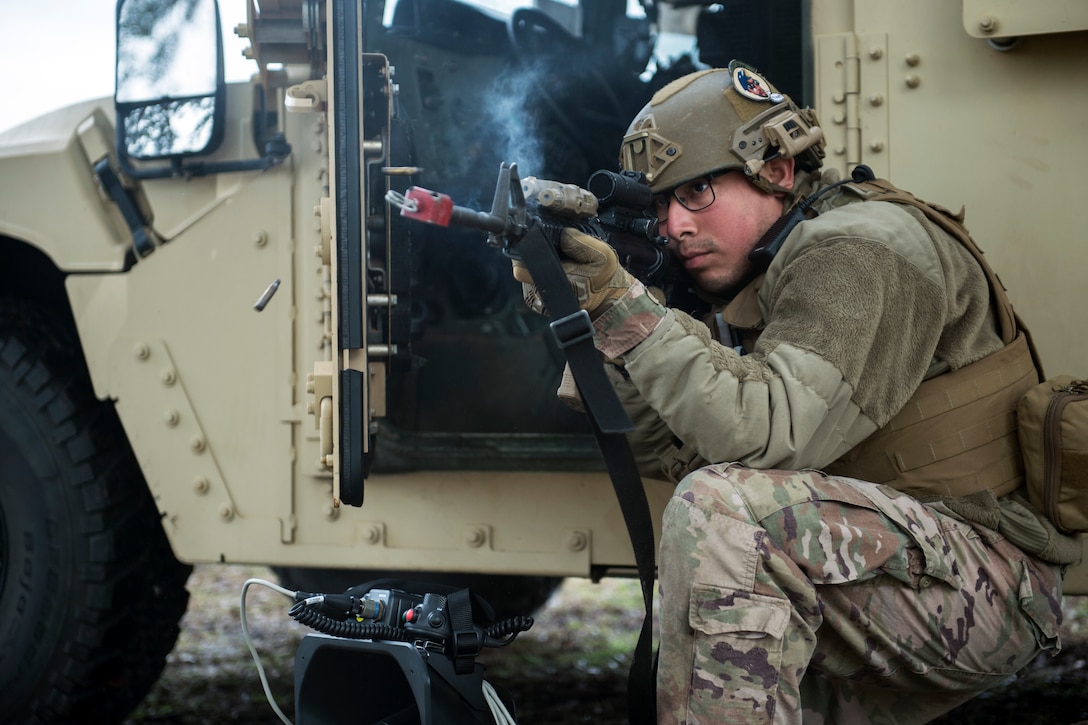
[0, 0, 1084, 720]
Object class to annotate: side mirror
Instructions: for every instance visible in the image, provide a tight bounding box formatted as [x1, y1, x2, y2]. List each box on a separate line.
[115, 0, 225, 160]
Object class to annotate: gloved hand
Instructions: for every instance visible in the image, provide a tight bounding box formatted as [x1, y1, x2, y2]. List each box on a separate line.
[511, 228, 636, 318]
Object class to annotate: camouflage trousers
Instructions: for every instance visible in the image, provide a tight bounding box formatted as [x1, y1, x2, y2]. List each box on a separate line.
[656, 463, 1064, 724]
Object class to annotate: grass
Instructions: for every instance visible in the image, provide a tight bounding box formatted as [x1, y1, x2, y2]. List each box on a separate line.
[1062, 594, 1088, 641]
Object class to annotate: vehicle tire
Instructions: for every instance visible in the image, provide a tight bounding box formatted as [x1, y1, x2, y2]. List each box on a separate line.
[274, 566, 563, 621]
[0, 302, 192, 724]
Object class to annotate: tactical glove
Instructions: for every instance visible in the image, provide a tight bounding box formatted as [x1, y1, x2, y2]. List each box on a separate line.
[512, 228, 636, 318]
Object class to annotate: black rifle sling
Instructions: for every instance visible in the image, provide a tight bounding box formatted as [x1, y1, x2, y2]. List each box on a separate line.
[517, 225, 658, 725]
[519, 228, 635, 435]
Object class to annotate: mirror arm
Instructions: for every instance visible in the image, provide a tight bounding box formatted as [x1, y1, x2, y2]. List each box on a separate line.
[92, 158, 159, 257]
[116, 134, 293, 180]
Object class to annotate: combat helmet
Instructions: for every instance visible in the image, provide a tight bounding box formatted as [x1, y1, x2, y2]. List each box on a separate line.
[621, 61, 825, 195]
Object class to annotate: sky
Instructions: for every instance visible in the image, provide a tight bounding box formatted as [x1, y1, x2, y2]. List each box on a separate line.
[0, 0, 255, 134]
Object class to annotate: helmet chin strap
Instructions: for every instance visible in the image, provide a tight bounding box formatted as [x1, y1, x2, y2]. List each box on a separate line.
[747, 163, 877, 272]
[750, 176, 792, 196]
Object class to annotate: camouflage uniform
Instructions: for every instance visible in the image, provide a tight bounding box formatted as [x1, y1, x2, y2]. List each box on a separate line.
[585, 181, 1077, 722]
[656, 463, 1063, 724]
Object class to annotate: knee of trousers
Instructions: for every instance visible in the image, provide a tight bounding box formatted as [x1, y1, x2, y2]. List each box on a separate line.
[668, 462, 762, 526]
[661, 463, 767, 594]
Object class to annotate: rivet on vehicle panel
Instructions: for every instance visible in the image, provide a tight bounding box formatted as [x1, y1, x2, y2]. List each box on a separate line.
[868, 48, 884, 60]
[832, 112, 846, 125]
[193, 476, 210, 494]
[191, 436, 206, 453]
[905, 75, 921, 89]
[905, 53, 921, 67]
[978, 16, 998, 34]
[364, 525, 382, 543]
[834, 146, 846, 156]
[832, 92, 846, 104]
[253, 231, 268, 247]
[466, 527, 487, 548]
[134, 342, 151, 360]
[568, 531, 588, 552]
[161, 369, 177, 386]
[870, 141, 886, 152]
[164, 409, 180, 427]
[219, 504, 234, 521]
[868, 94, 884, 107]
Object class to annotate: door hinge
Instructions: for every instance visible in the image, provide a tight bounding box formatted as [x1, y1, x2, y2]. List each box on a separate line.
[815, 32, 889, 178]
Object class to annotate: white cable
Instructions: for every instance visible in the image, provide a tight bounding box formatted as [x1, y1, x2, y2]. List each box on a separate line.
[483, 680, 517, 725]
[240, 578, 297, 725]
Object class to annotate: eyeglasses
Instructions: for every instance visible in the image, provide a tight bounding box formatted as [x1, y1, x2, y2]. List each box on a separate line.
[652, 172, 727, 222]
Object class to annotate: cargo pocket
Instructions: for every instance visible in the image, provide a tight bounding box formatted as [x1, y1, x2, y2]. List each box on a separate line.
[686, 585, 791, 721]
[1017, 561, 1062, 655]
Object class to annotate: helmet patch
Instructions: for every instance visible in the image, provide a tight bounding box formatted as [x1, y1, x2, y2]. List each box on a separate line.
[729, 60, 784, 103]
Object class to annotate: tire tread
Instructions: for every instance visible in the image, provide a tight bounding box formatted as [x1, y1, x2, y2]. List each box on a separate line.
[0, 300, 192, 724]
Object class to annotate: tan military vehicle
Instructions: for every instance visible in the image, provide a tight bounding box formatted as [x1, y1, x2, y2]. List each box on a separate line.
[0, 0, 1084, 720]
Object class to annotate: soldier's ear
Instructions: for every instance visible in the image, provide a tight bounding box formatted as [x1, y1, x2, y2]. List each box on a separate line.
[760, 157, 796, 191]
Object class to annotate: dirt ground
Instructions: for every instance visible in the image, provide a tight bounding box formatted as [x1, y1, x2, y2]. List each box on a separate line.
[124, 565, 1088, 724]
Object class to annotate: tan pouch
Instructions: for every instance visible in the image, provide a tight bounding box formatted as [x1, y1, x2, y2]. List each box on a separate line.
[1017, 376, 1088, 533]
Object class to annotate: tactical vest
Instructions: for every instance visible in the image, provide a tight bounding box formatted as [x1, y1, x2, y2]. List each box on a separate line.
[686, 179, 1043, 500]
